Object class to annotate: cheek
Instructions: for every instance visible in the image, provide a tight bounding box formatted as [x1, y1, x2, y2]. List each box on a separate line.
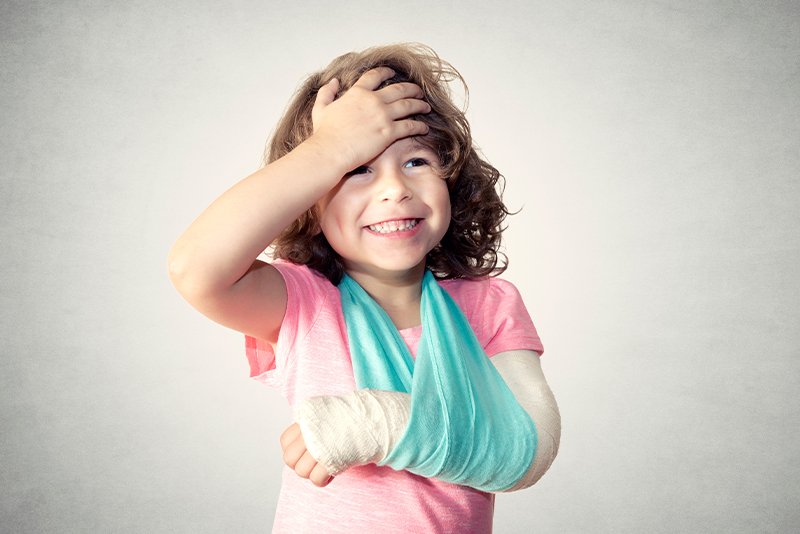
[442, 203, 452, 237]
[316, 198, 339, 240]
[318, 187, 363, 240]
[437, 184, 452, 221]
[433, 191, 452, 241]
[318, 189, 349, 225]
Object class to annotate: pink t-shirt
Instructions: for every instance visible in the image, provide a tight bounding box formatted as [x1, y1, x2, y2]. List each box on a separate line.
[245, 261, 543, 534]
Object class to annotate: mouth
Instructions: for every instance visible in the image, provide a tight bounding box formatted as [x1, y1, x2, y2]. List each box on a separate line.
[366, 218, 420, 234]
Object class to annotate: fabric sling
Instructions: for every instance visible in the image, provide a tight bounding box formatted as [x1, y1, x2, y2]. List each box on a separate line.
[338, 270, 537, 492]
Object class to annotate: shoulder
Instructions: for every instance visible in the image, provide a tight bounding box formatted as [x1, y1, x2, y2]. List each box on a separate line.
[272, 259, 332, 287]
[272, 260, 337, 304]
[440, 276, 543, 356]
[270, 260, 341, 341]
[439, 276, 525, 310]
[247, 261, 347, 391]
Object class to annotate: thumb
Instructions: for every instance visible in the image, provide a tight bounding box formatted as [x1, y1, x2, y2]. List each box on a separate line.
[312, 78, 339, 132]
[314, 78, 339, 111]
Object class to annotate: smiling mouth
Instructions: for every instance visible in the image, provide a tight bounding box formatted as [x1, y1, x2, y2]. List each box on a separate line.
[367, 219, 420, 234]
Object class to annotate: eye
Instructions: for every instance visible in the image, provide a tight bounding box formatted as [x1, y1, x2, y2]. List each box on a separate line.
[346, 165, 370, 176]
[404, 158, 429, 168]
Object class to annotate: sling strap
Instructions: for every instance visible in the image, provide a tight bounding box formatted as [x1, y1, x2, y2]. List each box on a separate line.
[338, 270, 537, 492]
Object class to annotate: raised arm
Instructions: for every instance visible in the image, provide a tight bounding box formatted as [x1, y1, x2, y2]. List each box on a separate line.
[167, 68, 430, 342]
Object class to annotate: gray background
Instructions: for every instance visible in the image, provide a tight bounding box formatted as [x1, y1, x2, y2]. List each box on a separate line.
[2, 0, 798, 532]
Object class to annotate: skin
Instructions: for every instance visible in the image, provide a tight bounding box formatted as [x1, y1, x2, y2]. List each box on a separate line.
[168, 67, 438, 488]
[280, 423, 333, 488]
[318, 137, 451, 329]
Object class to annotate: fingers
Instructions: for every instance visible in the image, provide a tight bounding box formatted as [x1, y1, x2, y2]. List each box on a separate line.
[310, 463, 333, 487]
[293, 449, 319, 477]
[281, 422, 333, 488]
[281, 422, 309, 471]
[279, 422, 301, 451]
[308, 67, 431, 169]
[353, 66, 396, 90]
[294, 450, 333, 487]
[393, 119, 429, 138]
[353, 69, 425, 103]
[377, 81, 425, 103]
[386, 97, 431, 121]
[312, 79, 340, 130]
[316, 78, 340, 107]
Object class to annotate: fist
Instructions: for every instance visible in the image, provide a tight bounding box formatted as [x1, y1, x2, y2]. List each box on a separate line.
[280, 422, 334, 488]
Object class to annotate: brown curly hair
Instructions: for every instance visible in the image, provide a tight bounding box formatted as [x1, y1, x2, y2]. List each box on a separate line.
[265, 43, 510, 284]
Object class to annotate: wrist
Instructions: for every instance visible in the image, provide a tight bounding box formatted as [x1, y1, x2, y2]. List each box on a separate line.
[296, 134, 355, 180]
[294, 389, 412, 476]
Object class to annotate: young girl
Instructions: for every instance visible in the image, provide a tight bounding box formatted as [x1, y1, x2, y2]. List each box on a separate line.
[169, 43, 560, 533]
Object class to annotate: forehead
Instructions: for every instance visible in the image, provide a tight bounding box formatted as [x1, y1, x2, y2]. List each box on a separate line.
[406, 137, 440, 160]
[379, 136, 434, 154]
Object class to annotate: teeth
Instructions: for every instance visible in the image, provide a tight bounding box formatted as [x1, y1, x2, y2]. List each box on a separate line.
[368, 219, 418, 234]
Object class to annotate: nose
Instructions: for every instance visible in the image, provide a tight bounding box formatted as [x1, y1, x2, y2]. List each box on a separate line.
[375, 167, 413, 203]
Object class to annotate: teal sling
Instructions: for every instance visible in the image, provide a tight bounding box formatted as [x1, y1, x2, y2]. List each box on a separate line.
[338, 270, 537, 492]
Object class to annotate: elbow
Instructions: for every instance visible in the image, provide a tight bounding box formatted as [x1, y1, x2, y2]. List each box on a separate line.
[535, 417, 561, 483]
[167, 243, 210, 301]
[501, 411, 561, 493]
[167, 243, 241, 312]
[167, 244, 189, 292]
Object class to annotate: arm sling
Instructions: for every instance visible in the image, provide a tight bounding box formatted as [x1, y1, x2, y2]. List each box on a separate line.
[338, 270, 537, 492]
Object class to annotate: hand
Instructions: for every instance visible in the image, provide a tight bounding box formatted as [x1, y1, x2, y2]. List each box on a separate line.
[308, 67, 431, 174]
[280, 422, 333, 488]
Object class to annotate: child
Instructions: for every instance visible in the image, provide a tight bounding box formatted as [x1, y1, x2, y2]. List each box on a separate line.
[169, 43, 560, 533]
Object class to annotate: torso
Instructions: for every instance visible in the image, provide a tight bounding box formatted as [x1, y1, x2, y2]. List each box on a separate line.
[244, 261, 543, 534]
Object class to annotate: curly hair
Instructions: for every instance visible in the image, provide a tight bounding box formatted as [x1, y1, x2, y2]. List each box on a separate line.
[265, 43, 510, 284]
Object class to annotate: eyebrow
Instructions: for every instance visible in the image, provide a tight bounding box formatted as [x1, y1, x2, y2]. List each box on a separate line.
[406, 139, 440, 160]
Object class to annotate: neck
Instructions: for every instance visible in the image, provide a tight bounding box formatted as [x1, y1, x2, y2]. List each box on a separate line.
[345, 263, 425, 330]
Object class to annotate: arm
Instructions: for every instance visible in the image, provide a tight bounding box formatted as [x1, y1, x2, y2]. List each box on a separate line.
[491, 350, 561, 491]
[282, 350, 560, 491]
[280, 389, 412, 487]
[167, 68, 431, 342]
[167, 141, 340, 343]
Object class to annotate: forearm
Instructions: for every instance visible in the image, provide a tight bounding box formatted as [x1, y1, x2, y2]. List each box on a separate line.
[168, 139, 347, 298]
[294, 389, 411, 476]
[491, 350, 561, 491]
[294, 350, 560, 489]
[169, 70, 430, 301]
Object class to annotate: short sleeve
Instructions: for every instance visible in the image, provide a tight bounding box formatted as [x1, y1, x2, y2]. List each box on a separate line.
[441, 277, 543, 358]
[245, 334, 278, 386]
[244, 261, 333, 388]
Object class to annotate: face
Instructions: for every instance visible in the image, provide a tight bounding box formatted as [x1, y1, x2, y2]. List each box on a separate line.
[317, 137, 451, 280]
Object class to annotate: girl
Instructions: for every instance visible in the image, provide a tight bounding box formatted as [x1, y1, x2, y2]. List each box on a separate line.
[169, 43, 560, 533]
